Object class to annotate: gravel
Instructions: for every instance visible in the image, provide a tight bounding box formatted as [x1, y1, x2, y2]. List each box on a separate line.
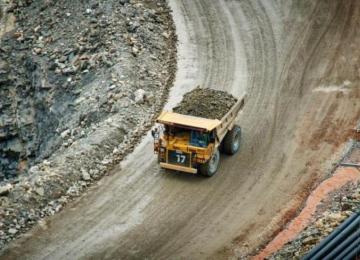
[269, 181, 360, 259]
[173, 87, 237, 120]
[0, 0, 176, 250]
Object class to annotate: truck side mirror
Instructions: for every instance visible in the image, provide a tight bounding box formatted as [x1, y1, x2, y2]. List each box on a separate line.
[151, 128, 159, 139]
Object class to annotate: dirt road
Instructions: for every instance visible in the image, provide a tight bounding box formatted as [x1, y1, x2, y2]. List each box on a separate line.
[2, 0, 359, 259]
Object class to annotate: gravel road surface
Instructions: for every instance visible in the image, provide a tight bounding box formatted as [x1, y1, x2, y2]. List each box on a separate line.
[2, 0, 359, 259]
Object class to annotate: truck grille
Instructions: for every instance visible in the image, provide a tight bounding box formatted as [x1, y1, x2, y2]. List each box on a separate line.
[168, 150, 191, 167]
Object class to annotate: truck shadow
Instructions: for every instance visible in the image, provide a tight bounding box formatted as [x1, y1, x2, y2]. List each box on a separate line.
[160, 169, 209, 182]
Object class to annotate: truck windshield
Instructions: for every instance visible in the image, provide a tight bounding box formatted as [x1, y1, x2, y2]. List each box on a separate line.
[190, 131, 209, 148]
[168, 127, 187, 137]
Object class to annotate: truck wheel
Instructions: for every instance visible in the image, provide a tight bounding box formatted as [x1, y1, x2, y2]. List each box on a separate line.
[199, 149, 220, 177]
[222, 125, 241, 155]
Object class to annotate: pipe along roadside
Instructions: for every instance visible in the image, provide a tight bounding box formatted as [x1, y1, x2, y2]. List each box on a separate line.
[302, 211, 360, 260]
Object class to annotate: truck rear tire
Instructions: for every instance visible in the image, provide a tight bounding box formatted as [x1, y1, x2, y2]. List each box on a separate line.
[199, 149, 220, 177]
[222, 125, 241, 155]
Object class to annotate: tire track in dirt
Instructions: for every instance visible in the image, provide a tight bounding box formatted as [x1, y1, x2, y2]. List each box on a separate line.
[1, 1, 359, 259]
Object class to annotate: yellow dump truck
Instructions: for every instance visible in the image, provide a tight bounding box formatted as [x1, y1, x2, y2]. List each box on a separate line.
[152, 93, 246, 177]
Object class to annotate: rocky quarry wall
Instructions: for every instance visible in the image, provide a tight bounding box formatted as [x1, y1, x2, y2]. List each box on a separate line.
[0, 0, 176, 248]
[0, 0, 175, 179]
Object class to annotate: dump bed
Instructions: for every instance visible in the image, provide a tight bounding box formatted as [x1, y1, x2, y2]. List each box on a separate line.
[156, 91, 246, 141]
[215, 93, 246, 143]
[156, 111, 221, 131]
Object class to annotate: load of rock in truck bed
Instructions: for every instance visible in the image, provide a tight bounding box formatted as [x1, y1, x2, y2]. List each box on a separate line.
[173, 87, 237, 120]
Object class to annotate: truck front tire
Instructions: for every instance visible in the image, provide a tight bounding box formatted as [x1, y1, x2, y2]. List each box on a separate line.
[222, 125, 241, 155]
[199, 149, 220, 177]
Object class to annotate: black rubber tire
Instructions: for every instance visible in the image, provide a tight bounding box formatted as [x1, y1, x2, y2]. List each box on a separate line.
[222, 125, 241, 155]
[199, 149, 220, 177]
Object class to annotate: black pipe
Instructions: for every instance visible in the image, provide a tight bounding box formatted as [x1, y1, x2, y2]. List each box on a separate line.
[303, 213, 360, 260]
[303, 212, 359, 260]
[335, 236, 360, 260]
[310, 216, 360, 259]
[343, 243, 360, 260]
[323, 228, 360, 260]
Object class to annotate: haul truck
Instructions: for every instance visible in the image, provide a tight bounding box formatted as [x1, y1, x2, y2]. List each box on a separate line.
[152, 94, 246, 177]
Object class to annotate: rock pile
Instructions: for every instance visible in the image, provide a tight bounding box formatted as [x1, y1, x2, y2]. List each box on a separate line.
[173, 87, 237, 120]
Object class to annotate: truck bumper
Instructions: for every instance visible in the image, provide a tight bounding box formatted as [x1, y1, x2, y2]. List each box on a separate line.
[160, 162, 197, 174]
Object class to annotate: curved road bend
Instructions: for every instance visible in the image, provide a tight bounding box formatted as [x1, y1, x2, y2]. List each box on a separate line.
[2, 0, 359, 259]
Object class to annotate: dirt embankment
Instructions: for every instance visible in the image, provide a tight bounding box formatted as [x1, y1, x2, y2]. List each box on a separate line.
[270, 174, 359, 259]
[173, 87, 237, 120]
[267, 142, 360, 259]
[0, 0, 176, 249]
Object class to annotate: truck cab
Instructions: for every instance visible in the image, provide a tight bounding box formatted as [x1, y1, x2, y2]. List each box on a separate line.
[153, 111, 239, 176]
